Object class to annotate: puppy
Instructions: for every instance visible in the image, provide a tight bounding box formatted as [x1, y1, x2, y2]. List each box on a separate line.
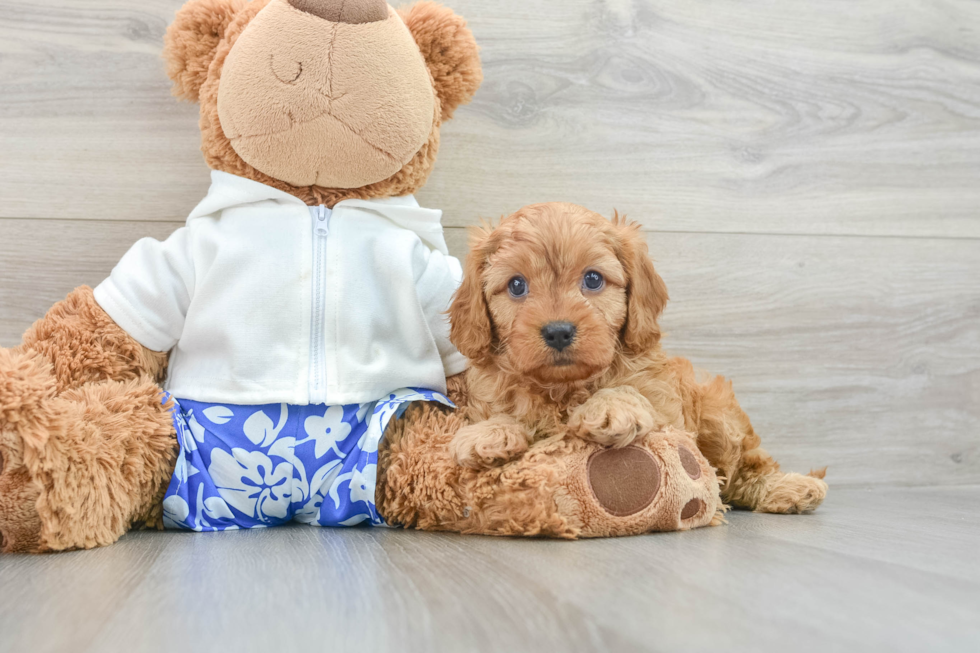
[447, 202, 827, 514]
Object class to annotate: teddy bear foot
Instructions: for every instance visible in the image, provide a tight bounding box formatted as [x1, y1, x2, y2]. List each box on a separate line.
[556, 427, 723, 537]
[0, 348, 56, 552]
[0, 444, 43, 554]
[0, 351, 178, 553]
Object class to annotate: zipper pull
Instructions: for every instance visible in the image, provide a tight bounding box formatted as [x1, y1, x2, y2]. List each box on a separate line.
[314, 205, 331, 236]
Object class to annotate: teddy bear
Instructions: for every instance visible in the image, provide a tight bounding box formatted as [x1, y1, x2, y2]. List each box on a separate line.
[0, 0, 722, 553]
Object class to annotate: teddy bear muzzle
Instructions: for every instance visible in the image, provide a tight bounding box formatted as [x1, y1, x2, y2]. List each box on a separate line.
[288, 0, 388, 24]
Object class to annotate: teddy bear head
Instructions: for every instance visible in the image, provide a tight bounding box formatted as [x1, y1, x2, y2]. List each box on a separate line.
[163, 0, 482, 205]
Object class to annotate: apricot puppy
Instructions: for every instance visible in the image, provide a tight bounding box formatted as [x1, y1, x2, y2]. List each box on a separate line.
[448, 203, 827, 514]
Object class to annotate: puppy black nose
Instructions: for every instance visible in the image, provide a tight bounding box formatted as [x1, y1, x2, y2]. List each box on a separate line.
[541, 321, 576, 351]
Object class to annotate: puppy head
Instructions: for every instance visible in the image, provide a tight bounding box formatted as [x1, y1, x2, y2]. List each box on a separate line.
[450, 203, 669, 384]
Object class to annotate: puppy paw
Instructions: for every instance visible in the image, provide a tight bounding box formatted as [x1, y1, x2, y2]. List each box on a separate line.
[450, 415, 530, 469]
[757, 472, 828, 514]
[567, 386, 657, 448]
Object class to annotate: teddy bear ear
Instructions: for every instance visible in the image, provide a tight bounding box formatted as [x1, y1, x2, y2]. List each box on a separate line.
[397, 1, 483, 121]
[163, 0, 247, 102]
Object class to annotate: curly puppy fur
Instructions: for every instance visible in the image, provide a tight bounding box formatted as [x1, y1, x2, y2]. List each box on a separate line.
[447, 203, 827, 514]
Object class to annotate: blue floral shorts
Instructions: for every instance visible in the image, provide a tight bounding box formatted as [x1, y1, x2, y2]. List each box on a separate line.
[161, 388, 452, 531]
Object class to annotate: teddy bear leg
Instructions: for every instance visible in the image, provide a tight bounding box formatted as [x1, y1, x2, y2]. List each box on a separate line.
[377, 400, 471, 531]
[0, 347, 54, 552]
[548, 428, 723, 537]
[0, 376, 177, 553]
[378, 401, 721, 538]
[0, 451, 43, 553]
[692, 374, 827, 514]
[379, 399, 572, 536]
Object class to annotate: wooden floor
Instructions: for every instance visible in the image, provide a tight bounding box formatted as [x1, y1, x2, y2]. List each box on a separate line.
[1, 486, 978, 653]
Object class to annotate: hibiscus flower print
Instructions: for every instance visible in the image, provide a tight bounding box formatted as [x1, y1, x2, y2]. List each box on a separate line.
[162, 390, 454, 531]
[299, 405, 353, 458]
[208, 448, 295, 523]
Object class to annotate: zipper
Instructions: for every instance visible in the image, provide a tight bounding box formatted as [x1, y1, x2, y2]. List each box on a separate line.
[309, 205, 331, 405]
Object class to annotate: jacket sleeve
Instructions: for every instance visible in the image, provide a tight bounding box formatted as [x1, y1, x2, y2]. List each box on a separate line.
[415, 246, 468, 377]
[93, 226, 195, 353]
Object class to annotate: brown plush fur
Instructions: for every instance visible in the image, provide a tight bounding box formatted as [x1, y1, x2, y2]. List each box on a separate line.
[378, 397, 576, 537]
[18, 286, 169, 392]
[165, 0, 248, 102]
[447, 203, 828, 514]
[165, 0, 482, 206]
[0, 289, 177, 552]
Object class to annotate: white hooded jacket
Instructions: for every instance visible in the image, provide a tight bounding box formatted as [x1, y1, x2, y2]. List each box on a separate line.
[94, 171, 466, 406]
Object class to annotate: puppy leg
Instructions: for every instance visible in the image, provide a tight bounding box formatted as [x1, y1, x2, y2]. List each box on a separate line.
[692, 375, 827, 514]
[567, 386, 659, 448]
[450, 415, 531, 469]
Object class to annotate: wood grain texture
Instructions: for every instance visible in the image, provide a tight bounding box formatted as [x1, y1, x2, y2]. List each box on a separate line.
[0, 218, 183, 340]
[2, 220, 977, 487]
[1, 486, 978, 653]
[1, 0, 979, 236]
[425, 0, 980, 237]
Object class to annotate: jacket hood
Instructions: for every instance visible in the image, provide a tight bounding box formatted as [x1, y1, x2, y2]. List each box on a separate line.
[187, 171, 449, 255]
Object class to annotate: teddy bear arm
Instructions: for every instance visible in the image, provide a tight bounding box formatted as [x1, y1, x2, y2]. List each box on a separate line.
[19, 285, 168, 393]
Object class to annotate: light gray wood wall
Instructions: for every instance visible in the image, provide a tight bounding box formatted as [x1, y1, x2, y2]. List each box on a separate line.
[1, 0, 978, 487]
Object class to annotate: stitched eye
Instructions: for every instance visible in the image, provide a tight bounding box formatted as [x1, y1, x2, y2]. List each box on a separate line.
[583, 270, 604, 291]
[508, 276, 528, 298]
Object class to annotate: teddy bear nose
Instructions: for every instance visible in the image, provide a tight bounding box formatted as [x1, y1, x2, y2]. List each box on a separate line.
[541, 321, 577, 351]
[288, 0, 388, 24]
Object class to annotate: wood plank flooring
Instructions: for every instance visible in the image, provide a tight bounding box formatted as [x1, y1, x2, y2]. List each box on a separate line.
[1, 486, 977, 653]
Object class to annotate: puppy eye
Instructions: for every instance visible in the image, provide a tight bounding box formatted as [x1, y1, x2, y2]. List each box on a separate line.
[507, 276, 528, 298]
[583, 270, 604, 291]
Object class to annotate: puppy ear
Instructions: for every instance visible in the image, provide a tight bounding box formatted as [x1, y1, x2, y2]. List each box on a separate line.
[163, 0, 247, 102]
[449, 225, 495, 366]
[398, 1, 483, 122]
[614, 213, 669, 353]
